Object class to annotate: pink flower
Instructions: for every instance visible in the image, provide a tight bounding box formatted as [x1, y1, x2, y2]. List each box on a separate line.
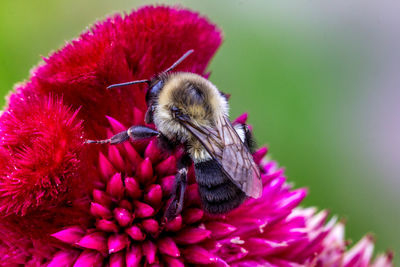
[0, 5, 393, 267]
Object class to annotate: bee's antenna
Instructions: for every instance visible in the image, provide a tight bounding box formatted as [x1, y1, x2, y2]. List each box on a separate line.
[107, 79, 150, 90]
[106, 49, 193, 90]
[162, 49, 194, 73]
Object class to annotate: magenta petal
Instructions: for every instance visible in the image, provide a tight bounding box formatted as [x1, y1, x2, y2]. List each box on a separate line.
[182, 245, 217, 264]
[160, 175, 175, 196]
[185, 184, 201, 206]
[157, 237, 180, 257]
[149, 262, 162, 267]
[126, 225, 146, 241]
[262, 177, 286, 200]
[211, 258, 230, 267]
[142, 240, 157, 264]
[246, 238, 288, 257]
[90, 202, 112, 219]
[155, 156, 176, 176]
[205, 221, 237, 239]
[125, 177, 142, 199]
[231, 259, 269, 267]
[108, 145, 125, 170]
[233, 113, 248, 124]
[51, 226, 84, 244]
[119, 199, 133, 211]
[132, 107, 144, 125]
[164, 256, 185, 267]
[107, 173, 124, 199]
[309, 210, 330, 229]
[73, 250, 103, 267]
[92, 189, 113, 207]
[144, 140, 162, 163]
[276, 189, 307, 210]
[124, 142, 143, 166]
[108, 233, 130, 254]
[134, 200, 154, 218]
[106, 116, 126, 133]
[137, 157, 154, 184]
[183, 208, 204, 224]
[47, 250, 80, 267]
[218, 242, 248, 263]
[96, 219, 119, 232]
[165, 215, 183, 232]
[174, 227, 211, 244]
[76, 232, 107, 253]
[252, 147, 268, 165]
[144, 184, 162, 206]
[114, 207, 133, 227]
[372, 251, 394, 266]
[262, 168, 284, 186]
[126, 244, 142, 267]
[142, 218, 159, 234]
[295, 229, 330, 258]
[99, 152, 116, 179]
[344, 235, 374, 267]
[110, 252, 125, 267]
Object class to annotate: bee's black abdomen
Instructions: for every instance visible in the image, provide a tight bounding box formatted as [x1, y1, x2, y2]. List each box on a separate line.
[198, 183, 245, 214]
[198, 183, 239, 202]
[194, 160, 246, 214]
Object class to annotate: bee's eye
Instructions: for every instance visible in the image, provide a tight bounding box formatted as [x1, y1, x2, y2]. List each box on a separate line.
[146, 80, 164, 102]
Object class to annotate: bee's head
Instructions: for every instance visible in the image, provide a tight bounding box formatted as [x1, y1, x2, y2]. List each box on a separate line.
[106, 50, 194, 124]
[157, 72, 226, 123]
[143, 73, 169, 124]
[151, 72, 229, 142]
[142, 72, 221, 130]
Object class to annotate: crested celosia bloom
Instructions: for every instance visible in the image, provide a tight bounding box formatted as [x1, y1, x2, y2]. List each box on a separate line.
[0, 5, 393, 267]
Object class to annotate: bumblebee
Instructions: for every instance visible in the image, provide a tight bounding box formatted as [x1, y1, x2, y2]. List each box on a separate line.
[87, 50, 262, 220]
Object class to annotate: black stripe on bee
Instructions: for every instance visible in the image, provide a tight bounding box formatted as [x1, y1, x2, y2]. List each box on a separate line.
[194, 160, 246, 214]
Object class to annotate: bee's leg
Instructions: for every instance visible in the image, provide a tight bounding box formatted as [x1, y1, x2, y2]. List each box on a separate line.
[164, 154, 191, 221]
[164, 168, 188, 221]
[85, 125, 159, 145]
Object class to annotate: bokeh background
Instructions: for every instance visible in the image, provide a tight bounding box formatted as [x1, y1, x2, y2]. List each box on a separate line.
[0, 0, 398, 263]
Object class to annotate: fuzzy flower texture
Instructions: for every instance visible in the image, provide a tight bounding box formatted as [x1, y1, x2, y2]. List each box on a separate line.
[0, 6, 393, 267]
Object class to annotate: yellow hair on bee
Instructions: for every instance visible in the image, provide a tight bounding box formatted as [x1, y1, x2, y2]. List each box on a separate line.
[153, 72, 228, 161]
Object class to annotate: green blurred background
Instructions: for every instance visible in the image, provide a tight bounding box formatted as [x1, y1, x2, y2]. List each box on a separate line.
[0, 0, 398, 263]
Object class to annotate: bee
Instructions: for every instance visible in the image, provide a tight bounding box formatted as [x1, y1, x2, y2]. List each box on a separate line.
[86, 50, 262, 220]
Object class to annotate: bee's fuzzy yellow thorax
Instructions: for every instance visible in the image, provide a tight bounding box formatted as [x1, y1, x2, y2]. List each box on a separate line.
[153, 72, 228, 160]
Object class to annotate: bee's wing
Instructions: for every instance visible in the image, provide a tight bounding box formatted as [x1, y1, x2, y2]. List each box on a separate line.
[177, 114, 262, 199]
